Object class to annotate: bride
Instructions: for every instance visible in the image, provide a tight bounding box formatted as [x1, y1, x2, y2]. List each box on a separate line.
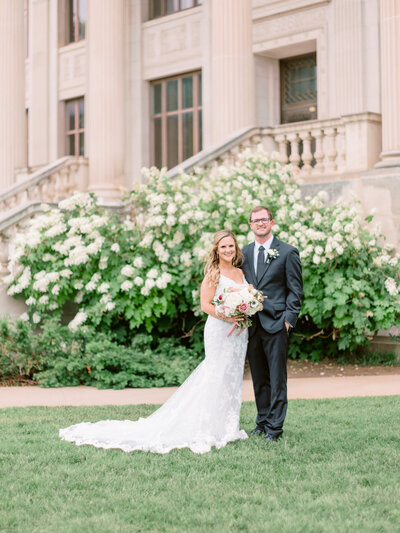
[59, 230, 249, 454]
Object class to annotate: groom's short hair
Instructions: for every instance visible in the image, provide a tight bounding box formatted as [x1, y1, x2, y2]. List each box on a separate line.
[249, 206, 273, 223]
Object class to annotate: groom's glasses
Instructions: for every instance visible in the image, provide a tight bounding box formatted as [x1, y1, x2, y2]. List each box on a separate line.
[251, 218, 272, 224]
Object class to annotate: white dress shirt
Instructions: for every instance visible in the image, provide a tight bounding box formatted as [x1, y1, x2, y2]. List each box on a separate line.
[254, 235, 274, 276]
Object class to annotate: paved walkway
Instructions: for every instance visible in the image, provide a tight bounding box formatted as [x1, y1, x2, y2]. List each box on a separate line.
[0, 375, 399, 408]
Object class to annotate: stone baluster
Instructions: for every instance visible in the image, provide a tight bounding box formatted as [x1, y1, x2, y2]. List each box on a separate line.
[68, 161, 80, 195]
[275, 134, 289, 165]
[311, 129, 325, 174]
[53, 171, 62, 201]
[336, 126, 346, 171]
[299, 131, 313, 176]
[0, 229, 12, 275]
[40, 177, 51, 203]
[324, 128, 338, 172]
[59, 167, 70, 198]
[287, 133, 301, 171]
[27, 183, 41, 203]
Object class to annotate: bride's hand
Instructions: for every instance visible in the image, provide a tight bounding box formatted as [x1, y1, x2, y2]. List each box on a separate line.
[224, 315, 245, 323]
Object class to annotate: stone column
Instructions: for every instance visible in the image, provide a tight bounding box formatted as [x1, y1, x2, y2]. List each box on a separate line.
[0, 0, 25, 190]
[333, 0, 364, 116]
[87, 0, 125, 202]
[377, 0, 400, 167]
[29, 0, 50, 168]
[209, 0, 254, 145]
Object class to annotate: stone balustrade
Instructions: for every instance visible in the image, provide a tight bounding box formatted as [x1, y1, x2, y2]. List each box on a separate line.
[168, 112, 382, 181]
[0, 156, 88, 214]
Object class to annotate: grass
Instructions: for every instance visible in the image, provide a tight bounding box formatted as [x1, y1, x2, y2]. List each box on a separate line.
[1, 397, 399, 533]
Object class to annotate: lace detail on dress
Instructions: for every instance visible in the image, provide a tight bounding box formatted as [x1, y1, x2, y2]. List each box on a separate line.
[59, 275, 249, 454]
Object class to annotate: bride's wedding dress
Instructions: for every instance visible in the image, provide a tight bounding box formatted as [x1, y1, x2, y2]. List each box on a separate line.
[59, 274, 248, 454]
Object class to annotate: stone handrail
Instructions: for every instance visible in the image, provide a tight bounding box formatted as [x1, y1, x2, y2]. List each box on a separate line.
[0, 156, 88, 213]
[167, 126, 261, 178]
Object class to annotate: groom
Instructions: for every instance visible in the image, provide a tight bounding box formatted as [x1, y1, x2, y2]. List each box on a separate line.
[242, 206, 303, 441]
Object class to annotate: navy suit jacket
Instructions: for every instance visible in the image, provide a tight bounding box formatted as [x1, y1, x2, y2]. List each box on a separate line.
[242, 236, 303, 335]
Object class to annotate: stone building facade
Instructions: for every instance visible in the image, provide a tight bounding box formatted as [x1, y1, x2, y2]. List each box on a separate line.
[0, 0, 399, 245]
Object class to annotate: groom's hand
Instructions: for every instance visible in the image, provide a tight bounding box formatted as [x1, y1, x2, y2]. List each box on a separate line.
[285, 321, 291, 332]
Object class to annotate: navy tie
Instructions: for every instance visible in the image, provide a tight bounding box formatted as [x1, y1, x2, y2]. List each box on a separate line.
[256, 246, 265, 282]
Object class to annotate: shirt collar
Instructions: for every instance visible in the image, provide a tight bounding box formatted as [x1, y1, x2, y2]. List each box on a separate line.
[255, 234, 274, 252]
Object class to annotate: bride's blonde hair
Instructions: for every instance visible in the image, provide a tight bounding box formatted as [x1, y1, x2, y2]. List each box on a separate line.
[204, 230, 244, 286]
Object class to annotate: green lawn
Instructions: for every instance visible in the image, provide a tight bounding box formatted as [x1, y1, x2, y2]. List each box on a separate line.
[1, 397, 399, 533]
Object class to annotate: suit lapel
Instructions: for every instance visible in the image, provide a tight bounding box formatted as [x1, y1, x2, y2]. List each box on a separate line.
[257, 236, 280, 285]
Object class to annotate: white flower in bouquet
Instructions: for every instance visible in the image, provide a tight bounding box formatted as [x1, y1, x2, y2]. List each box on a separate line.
[213, 285, 264, 336]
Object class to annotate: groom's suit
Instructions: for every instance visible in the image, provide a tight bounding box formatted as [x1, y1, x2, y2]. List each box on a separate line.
[242, 236, 303, 437]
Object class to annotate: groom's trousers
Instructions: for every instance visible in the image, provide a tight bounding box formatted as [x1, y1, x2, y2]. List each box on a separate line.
[247, 320, 289, 438]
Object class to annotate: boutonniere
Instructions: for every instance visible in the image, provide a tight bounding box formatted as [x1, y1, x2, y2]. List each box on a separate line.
[266, 249, 279, 264]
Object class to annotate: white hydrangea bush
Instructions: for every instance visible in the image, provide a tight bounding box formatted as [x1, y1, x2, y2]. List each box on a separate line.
[3, 147, 400, 357]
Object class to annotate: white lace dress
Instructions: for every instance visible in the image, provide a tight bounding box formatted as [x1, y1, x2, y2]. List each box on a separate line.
[59, 274, 249, 454]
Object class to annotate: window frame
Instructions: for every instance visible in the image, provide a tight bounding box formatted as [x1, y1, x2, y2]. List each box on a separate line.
[58, 0, 86, 47]
[65, 97, 85, 156]
[150, 71, 202, 169]
[280, 52, 317, 124]
[149, 0, 202, 20]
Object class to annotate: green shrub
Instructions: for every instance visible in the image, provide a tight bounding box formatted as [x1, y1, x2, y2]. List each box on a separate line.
[2, 148, 400, 363]
[0, 318, 201, 388]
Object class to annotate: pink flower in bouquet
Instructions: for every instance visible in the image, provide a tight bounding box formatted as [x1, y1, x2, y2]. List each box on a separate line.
[238, 303, 250, 313]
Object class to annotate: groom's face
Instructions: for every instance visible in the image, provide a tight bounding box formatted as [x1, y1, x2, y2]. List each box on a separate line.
[249, 209, 274, 239]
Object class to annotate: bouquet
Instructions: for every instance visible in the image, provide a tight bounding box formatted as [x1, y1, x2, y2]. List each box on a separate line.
[213, 284, 264, 337]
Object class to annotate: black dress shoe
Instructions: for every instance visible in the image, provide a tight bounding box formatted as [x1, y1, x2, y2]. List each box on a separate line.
[250, 427, 265, 436]
[264, 433, 281, 442]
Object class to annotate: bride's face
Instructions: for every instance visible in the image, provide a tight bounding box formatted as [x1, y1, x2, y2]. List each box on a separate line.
[217, 236, 236, 265]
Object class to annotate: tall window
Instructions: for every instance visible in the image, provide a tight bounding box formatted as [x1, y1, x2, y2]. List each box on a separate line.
[59, 0, 86, 45]
[66, 98, 84, 156]
[149, 0, 202, 20]
[151, 72, 202, 169]
[280, 53, 317, 124]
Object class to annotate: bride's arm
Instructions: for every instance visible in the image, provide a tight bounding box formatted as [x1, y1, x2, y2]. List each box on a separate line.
[200, 277, 238, 322]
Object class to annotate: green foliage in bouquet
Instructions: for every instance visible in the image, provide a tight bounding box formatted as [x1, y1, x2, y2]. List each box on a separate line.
[3, 147, 400, 372]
